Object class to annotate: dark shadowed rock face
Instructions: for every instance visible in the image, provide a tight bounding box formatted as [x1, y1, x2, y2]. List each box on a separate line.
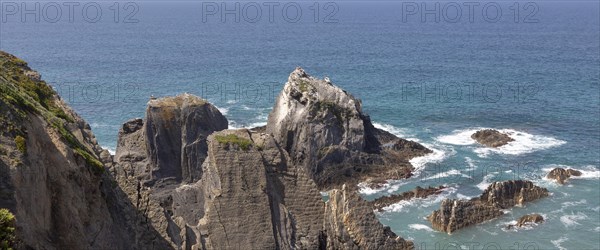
[428, 180, 548, 234]
[471, 129, 514, 147]
[370, 186, 445, 212]
[266, 67, 431, 189]
[324, 185, 414, 250]
[546, 167, 582, 184]
[112, 94, 228, 248]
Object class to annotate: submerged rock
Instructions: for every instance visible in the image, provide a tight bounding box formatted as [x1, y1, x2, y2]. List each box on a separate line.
[428, 180, 548, 234]
[471, 129, 514, 147]
[546, 167, 582, 184]
[516, 214, 544, 227]
[266, 67, 431, 189]
[370, 186, 446, 212]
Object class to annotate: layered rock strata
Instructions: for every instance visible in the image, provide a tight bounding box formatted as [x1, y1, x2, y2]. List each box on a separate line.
[428, 180, 548, 234]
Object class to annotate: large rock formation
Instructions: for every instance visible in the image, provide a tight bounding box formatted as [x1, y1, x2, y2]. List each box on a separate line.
[471, 129, 514, 147]
[266, 67, 431, 189]
[112, 102, 414, 249]
[546, 167, 582, 184]
[111, 94, 228, 248]
[428, 180, 548, 234]
[369, 186, 446, 212]
[0, 51, 167, 249]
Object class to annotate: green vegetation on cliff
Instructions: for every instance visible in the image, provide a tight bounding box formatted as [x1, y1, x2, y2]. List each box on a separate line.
[0, 51, 103, 173]
[215, 134, 253, 151]
[0, 209, 16, 249]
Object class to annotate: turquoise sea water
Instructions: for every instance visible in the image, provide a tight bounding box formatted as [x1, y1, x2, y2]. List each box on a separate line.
[1, 1, 599, 249]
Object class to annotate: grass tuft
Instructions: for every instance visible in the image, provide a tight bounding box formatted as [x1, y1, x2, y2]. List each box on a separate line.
[215, 134, 253, 151]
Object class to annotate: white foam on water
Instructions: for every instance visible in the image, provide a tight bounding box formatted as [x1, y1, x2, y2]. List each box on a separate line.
[456, 193, 474, 200]
[226, 100, 237, 104]
[419, 169, 471, 181]
[476, 172, 498, 190]
[551, 236, 568, 250]
[381, 186, 457, 213]
[357, 180, 409, 195]
[436, 128, 566, 157]
[357, 182, 389, 195]
[105, 147, 116, 155]
[561, 199, 587, 209]
[436, 128, 479, 145]
[410, 142, 452, 176]
[542, 165, 600, 183]
[560, 212, 588, 227]
[373, 122, 409, 138]
[464, 157, 477, 171]
[216, 106, 229, 115]
[408, 224, 434, 232]
[248, 122, 267, 128]
[473, 129, 566, 157]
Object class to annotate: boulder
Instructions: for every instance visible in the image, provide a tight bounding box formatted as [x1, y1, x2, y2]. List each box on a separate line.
[471, 129, 514, 147]
[428, 180, 548, 234]
[546, 167, 582, 184]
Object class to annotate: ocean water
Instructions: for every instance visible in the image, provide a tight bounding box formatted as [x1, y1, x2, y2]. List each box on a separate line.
[1, 1, 599, 249]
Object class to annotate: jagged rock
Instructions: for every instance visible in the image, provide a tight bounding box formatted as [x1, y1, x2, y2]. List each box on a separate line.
[546, 167, 582, 184]
[266, 67, 431, 189]
[479, 180, 549, 209]
[370, 186, 445, 212]
[471, 129, 514, 147]
[428, 180, 548, 234]
[428, 199, 503, 234]
[324, 185, 414, 250]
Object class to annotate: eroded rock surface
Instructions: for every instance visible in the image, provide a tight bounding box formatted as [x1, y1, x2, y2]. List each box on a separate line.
[266, 67, 431, 189]
[325, 185, 414, 250]
[370, 186, 446, 212]
[0, 51, 165, 249]
[111, 94, 228, 248]
[471, 129, 514, 147]
[546, 167, 582, 184]
[428, 180, 548, 234]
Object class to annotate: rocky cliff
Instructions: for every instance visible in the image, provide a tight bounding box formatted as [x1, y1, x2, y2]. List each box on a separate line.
[428, 180, 548, 234]
[0, 51, 171, 249]
[266, 67, 431, 189]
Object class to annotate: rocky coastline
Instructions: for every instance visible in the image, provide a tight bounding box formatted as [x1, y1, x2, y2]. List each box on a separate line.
[0, 51, 578, 249]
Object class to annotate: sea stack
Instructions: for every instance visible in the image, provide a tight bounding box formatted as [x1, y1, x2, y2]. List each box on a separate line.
[266, 67, 431, 189]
